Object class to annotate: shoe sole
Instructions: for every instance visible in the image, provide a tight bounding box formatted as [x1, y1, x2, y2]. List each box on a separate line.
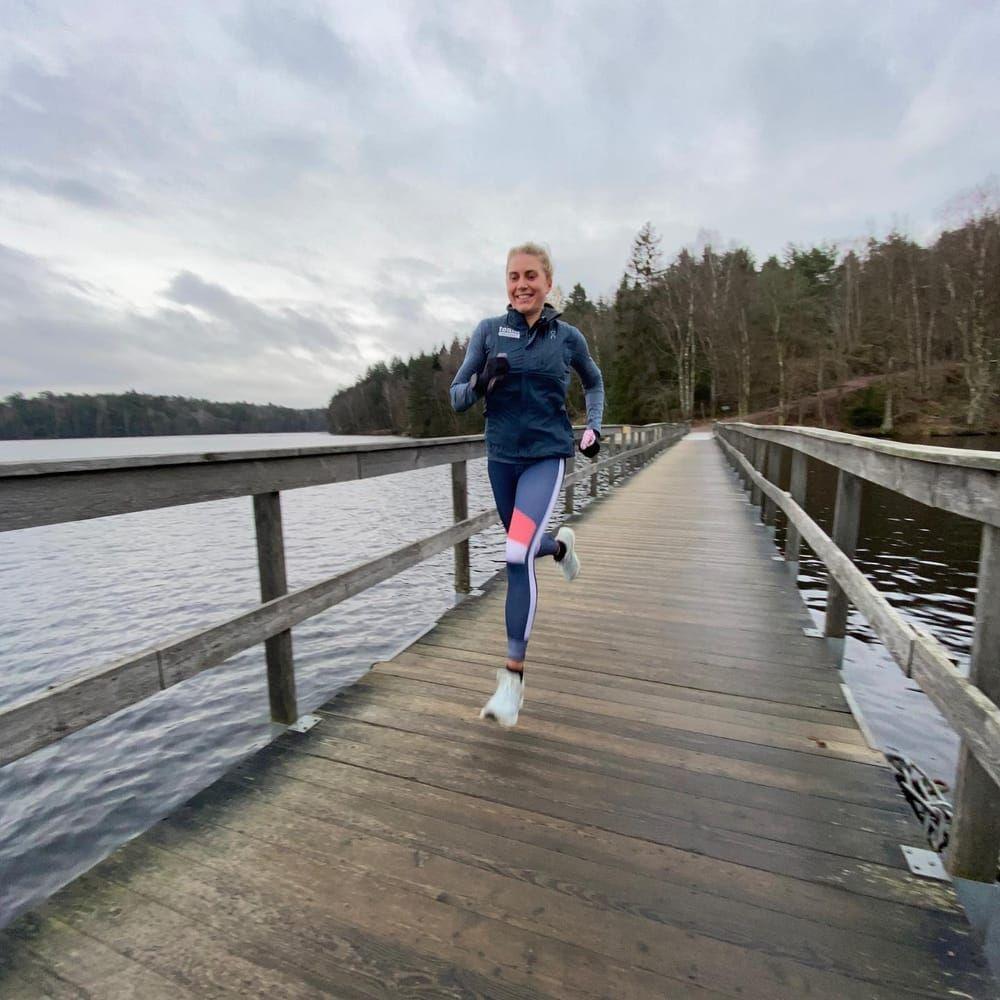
[479, 709, 518, 728]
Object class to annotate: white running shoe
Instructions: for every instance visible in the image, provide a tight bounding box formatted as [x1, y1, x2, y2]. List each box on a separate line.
[555, 526, 580, 582]
[479, 669, 524, 727]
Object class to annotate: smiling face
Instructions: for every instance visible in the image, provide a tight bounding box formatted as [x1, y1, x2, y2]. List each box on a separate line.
[506, 252, 552, 325]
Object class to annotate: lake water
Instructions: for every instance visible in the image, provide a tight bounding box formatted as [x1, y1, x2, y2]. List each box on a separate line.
[1, 430, 996, 929]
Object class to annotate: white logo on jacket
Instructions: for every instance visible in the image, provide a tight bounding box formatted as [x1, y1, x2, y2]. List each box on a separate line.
[498, 327, 521, 339]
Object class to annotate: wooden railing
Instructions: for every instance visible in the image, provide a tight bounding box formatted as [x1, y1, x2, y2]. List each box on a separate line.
[0, 423, 686, 769]
[716, 422, 1000, 883]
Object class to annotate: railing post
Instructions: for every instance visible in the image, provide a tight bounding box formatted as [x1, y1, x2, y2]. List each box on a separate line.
[253, 491, 298, 725]
[451, 461, 470, 594]
[785, 450, 807, 567]
[948, 524, 1000, 881]
[740, 433, 752, 491]
[564, 458, 576, 514]
[824, 469, 862, 655]
[589, 456, 598, 497]
[730, 430, 745, 488]
[762, 442, 782, 528]
[750, 438, 766, 510]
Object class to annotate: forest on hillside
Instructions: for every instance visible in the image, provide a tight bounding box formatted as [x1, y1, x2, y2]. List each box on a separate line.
[0, 391, 327, 439]
[328, 189, 999, 439]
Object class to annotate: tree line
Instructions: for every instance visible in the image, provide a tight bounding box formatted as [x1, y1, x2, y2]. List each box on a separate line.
[0, 391, 327, 439]
[329, 189, 999, 437]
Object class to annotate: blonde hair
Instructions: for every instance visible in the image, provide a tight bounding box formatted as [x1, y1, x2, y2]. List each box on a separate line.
[507, 242, 554, 283]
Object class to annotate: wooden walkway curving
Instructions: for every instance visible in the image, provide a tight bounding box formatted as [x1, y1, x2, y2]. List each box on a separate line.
[1, 436, 993, 998]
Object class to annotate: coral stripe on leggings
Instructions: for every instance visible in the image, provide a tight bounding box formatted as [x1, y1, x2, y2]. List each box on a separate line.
[487, 457, 565, 660]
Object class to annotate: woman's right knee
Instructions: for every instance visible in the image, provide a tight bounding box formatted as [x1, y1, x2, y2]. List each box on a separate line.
[505, 536, 530, 565]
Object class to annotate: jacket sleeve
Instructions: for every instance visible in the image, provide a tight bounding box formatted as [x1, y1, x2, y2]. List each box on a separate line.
[568, 328, 605, 433]
[450, 321, 487, 413]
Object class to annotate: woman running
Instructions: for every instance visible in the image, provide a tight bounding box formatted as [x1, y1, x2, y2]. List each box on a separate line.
[450, 242, 605, 727]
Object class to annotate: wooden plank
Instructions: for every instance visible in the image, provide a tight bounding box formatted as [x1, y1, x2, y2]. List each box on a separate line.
[219, 754, 964, 938]
[0, 651, 162, 768]
[379, 649, 863, 738]
[303, 713, 898, 863]
[0, 437, 488, 533]
[148, 772, 985, 999]
[275, 728, 942, 913]
[447, 603, 830, 651]
[398, 641, 855, 727]
[416, 630, 847, 692]
[410, 637, 852, 713]
[105, 821, 702, 999]
[253, 742, 965, 917]
[328, 677, 908, 825]
[363, 655, 856, 756]
[137, 796, 935, 1000]
[0, 913, 199, 999]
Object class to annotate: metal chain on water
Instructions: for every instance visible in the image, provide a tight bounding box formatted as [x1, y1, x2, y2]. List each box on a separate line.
[885, 748, 953, 853]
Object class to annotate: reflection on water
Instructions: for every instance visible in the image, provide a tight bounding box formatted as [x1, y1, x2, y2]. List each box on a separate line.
[0, 432, 611, 929]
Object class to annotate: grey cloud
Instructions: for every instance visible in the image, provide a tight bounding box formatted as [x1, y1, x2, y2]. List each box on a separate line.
[231, 1, 358, 88]
[743, 33, 908, 146]
[0, 245, 363, 405]
[1, 56, 179, 172]
[163, 271, 355, 354]
[0, 166, 120, 210]
[166, 271, 263, 322]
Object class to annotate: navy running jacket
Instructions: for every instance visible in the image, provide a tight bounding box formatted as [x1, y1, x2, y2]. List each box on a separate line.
[450, 304, 605, 463]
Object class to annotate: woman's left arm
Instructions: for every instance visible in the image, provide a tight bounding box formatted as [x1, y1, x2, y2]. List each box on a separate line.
[568, 328, 604, 435]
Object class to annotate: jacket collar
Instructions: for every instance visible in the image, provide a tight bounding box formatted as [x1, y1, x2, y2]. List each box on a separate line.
[504, 303, 562, 331]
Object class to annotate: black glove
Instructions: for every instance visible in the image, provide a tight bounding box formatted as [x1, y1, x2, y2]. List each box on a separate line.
[473, 354, 510, 396]
[579, 428, 601, 458]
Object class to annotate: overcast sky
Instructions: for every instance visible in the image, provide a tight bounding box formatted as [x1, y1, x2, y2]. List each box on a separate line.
[2, 1, 998, 408]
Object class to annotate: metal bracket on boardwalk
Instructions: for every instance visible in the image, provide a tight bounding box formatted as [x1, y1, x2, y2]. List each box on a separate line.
[287, 714, 320, 734]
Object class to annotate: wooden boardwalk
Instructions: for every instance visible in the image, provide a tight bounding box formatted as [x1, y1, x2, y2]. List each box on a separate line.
[1, 436, 993, 998]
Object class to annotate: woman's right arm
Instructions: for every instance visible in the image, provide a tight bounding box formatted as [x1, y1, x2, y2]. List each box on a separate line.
[450, 322, 487, 412]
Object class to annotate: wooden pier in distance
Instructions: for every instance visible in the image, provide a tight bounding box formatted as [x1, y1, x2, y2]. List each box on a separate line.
[1, 434, 995, 998]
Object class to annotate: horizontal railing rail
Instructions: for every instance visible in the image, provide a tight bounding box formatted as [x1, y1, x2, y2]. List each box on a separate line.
[720, 422, 1000, 528]
[0, 423, 686, 768]
[716, 421, 1000, 884]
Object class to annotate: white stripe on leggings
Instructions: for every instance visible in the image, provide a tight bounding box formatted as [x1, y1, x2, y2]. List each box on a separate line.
[522, 458, 565, 645]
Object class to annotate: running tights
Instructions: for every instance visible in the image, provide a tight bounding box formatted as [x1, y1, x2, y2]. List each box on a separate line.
[487, 458, 565, 661]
